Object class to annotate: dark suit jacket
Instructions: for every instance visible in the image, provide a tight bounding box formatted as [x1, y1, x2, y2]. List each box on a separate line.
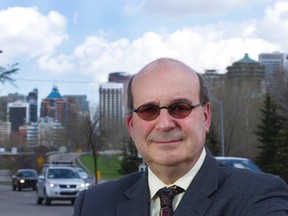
[73, 151, 288, 216]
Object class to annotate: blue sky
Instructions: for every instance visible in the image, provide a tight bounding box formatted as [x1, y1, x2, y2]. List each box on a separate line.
[0, 0, 287, 105]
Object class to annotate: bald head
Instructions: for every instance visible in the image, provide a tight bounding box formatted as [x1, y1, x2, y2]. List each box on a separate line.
[127, 58, 209, 114]
[138, 58, 196, 75]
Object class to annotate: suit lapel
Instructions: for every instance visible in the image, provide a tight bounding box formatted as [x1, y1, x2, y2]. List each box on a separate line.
[174, 150, 219, 216]
[116, 171, 150, 216]
[115, 150, 219, 216]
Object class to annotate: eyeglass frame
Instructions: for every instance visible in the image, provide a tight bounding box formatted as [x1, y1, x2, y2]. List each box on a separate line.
[133, 101, 202, 121]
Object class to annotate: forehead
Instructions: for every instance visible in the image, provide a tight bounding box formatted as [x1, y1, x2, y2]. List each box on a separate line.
[132, 60, 200, 104]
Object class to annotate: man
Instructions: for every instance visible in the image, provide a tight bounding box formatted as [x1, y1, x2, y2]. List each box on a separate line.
[74, 58, 288, 216]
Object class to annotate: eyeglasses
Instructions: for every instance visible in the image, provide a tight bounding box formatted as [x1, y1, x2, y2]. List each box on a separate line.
[133, 102, 202, 121]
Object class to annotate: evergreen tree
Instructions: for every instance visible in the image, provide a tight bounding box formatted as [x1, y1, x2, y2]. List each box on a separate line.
[206, 124, 221, 156]
[119, 138, 142, 175]
[272, 122, 288, 182]
[254, 93, 283, 174]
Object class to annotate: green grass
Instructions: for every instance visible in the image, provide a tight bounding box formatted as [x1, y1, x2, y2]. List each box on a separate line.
[79, 154, 122, 180]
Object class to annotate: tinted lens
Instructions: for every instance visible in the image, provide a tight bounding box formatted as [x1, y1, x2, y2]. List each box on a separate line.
[136, 104, 160, 120]
[168, 102, 192, 118]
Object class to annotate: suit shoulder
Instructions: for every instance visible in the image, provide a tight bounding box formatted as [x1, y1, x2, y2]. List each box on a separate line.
[74, 172, 147, 216]
[86, 171, 145, 195]
[219, 167, 287, 190]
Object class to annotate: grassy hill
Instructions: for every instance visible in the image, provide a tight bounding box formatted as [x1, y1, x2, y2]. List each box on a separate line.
[79, 154, 122, 180]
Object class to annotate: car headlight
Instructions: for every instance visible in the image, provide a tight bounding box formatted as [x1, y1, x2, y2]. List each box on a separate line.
[80, 183, 86, 188]
[47, 182, 57, 188]
[19, 179, 25, 184]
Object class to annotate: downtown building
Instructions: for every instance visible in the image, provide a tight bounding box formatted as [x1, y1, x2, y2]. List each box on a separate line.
[97, 72, 132, 150]
[37, 85, 67, 147]
[258, 51, 288, 99]
[203, 53, 266, 159]
[99, 82, 124, 125]
[99, 82, 125, 149]
[258, 52, 288, 76]
[108, 72, 132, 108]
[0, 89, 38, 147]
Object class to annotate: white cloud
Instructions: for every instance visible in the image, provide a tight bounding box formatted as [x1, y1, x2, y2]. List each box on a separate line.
[42, 25, 278, 81]
[0, 7, 68, 61]
[126, 0, 266, 17]
[31, 1, 288, 87]
[37, 54, 75, 74]
[257, 1, 288, 46]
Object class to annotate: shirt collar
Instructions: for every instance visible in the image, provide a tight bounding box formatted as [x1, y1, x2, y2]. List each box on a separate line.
[148, 148, 206, 200]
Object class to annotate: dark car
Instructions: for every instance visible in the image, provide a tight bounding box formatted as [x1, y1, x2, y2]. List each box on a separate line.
[215, 157, 262, 172]
[12, 169, 38, 191]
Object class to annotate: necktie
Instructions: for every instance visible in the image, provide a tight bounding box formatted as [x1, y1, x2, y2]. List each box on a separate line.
[157, 185, 184, 216]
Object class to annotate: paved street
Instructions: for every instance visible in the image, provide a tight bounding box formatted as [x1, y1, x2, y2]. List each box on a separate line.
[0, 184, 74, 216]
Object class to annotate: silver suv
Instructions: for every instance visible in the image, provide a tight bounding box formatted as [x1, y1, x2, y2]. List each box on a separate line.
[36, 162, 88, 205]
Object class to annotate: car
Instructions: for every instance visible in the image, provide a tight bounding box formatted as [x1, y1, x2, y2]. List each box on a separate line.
[215, 156, 262, 172]
[36, 162, 88, 205]
[75, 167, 94, 188]
[12, 169, 38, 191]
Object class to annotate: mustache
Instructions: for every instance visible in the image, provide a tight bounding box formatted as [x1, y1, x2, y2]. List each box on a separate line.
[148, 132, 185, 142]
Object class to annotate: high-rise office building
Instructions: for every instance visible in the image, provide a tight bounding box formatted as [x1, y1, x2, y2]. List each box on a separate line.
[258, 52, 288, 93]
[98, 82, 124, 149]
[7, 101, 29, 132]
[27, 88, 38, 122]
[99, 82, 124, 126]
[258, 52, 288, 76]
[0, 89, 37, 146]
[108, 72, 132, 108]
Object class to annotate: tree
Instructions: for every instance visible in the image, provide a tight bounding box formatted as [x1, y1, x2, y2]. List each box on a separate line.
[272, 124, 288, 182]
[0, 63, 19, 86]
[261, 69, 288, 182]
[85, 115, 103, 185]
[119, 138, 142, 175]
[269, 69, 288, 113]
[254, 93, 283, 174]
[206, 123, 221, 156]
[0, 63, 19, 123]
[65, 100, 90, 152]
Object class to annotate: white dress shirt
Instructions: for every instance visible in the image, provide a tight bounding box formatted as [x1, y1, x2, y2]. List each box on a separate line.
[149, 148, 206, 216]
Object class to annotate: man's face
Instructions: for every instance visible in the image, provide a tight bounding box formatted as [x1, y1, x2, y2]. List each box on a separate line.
[126, 62, 211, 170]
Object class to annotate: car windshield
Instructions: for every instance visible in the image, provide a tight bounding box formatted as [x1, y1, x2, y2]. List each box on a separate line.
[217, 158, 262, 172]
[78, 170, 88, 179]
[76, 168, 89, 179]
[18, 171, 36, 178]
[47, 168, 80, 179]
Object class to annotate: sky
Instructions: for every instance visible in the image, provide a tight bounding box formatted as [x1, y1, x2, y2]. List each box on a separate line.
[0, 0, 287, 105]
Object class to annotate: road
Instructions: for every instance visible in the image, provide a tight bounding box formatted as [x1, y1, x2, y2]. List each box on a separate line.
[0, 184, 74, 216]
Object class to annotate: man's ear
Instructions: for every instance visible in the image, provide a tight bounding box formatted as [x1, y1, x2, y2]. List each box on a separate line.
[126, 115, 133, 135]
[203, 103, 211, 133]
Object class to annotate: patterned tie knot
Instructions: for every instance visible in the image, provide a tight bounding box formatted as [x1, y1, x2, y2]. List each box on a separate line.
[157, 185, 184, 216]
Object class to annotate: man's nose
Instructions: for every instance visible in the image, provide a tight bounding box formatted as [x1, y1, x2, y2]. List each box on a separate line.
[154, 109, 176, 131]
